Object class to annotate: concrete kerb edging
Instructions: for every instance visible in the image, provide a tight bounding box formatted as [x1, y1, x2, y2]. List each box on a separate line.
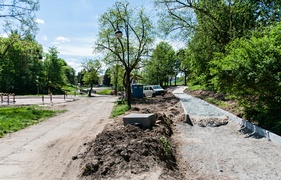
[174, 92, 281, 146]
[216, 106, 281, 145]
[179, 100, 193, 126]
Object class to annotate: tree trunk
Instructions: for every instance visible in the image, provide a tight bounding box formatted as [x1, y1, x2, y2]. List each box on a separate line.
[88, 83, 93, 97]
[125, 68, 131, 108]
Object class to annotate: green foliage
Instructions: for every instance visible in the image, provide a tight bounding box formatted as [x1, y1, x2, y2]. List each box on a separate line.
[187, 84, 209, 91]
[95, 0, 155, 107]
[0, 33, 44, 94]
[103, 69, 111, 86]
[111, 103, 130, 118]
[210, 23, 281, 134]
[96, 89, 111, 95]
[155, 0, 281, 88]
[142, 41, 176, 86]
[44, 47, 67, 94]
[0, 106, 63, 138]
[0, 35, 75, 95]
[81, 59, 102, 97]
[159, 136, 172, 156]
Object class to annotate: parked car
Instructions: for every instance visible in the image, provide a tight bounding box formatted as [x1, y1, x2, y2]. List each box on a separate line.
[143, 85, 165, 97]
[79, 88, 96, 95]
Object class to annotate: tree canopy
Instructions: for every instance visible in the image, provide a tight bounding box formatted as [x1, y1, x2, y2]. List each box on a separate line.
[95, 0, 155, 107]
[143, 41, 176, 86]
[81, 59, 102, 97]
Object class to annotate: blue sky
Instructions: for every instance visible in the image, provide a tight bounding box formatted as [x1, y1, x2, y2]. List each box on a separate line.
[35, 0, 155, 73]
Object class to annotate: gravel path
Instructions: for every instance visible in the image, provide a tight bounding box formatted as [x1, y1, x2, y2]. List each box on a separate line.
[173, 87, 281, 179]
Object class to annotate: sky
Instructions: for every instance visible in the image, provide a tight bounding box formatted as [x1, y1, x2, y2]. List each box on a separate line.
[35, 0, 156, 73]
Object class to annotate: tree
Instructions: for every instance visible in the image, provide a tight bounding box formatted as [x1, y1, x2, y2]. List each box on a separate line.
[63, 65, 76, 85]
[103, 68, 111, 86]
[154, 0, 281, 87]
[81, 59, 102, 97]
[210, 23, 281, 132]
[95, 0, 154, 108]
[177, 48, 188, 86]
[0, 0, 40, 35]
[43, 47, 66, 94]
[0, 33, 43, 94]
[143, 42, 176, 86]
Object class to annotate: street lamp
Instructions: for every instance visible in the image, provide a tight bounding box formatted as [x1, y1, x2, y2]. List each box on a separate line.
[115, 20, 131, 107]
[115, 30, 123, 38]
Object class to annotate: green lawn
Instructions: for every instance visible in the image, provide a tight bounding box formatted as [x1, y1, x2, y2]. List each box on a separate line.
[0, 106, 65, 138]
[111, 102, 130, 118]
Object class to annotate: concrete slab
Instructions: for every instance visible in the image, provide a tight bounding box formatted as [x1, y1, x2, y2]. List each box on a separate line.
[123, 113, 156, 129]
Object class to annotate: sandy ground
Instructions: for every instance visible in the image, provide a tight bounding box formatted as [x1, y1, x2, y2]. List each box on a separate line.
[0, 96, 116, 180]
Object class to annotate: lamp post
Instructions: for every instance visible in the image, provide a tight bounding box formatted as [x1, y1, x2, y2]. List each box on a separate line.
[115, 19, 131, 107]
[36, 49, 43, 96]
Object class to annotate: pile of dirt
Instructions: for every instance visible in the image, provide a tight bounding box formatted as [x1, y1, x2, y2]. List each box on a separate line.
[74, 91, 187, 179]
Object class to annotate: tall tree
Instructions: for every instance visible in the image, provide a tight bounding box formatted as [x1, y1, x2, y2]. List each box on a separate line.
[0, 33, 43, 94]
[143, 42, 176, 86]
[154, 0, 281, 87]
[95, 0, 154, 108]
[210, 23, 281, 132]
[103, 68, 111, 86]
[81, 59, 102, 97]
[44, 47, 66, 94]
[177, 48, 188, 86]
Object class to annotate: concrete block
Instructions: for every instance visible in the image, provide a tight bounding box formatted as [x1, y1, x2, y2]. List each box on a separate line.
[123, 113, 156, 129]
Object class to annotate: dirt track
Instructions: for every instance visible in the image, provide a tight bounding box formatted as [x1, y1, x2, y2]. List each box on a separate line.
[0, 96, 116, 180]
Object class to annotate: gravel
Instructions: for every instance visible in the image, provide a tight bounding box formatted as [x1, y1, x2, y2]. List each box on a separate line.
[173, 88, 281, 179]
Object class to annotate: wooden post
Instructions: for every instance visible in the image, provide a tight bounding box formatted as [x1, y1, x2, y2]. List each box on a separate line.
[13, 94, 15, 104]
[50, 93, 53, 104]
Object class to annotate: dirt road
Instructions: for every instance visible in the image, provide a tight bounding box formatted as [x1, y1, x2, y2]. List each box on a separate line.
[0, 96, 116, 180]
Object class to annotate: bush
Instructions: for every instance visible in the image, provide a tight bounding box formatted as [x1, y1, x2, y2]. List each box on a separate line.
[210, 22, 281, 135]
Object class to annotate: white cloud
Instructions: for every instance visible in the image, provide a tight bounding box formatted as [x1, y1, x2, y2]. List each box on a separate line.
[65, 58, 83, 73]
[0, 33, 8, 38]
[35, 18, 45, 24]
[55, 36, 70, 43]
[58, 44, 93, 57]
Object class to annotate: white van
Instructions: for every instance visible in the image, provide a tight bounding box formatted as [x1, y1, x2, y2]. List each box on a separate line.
[143, 85, 165, 97]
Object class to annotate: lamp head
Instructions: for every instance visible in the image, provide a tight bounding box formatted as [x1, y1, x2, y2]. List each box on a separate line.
[115, 30, 123, 38]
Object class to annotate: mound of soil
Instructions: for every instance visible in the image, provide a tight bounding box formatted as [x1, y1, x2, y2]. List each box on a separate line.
[74, 91, 186, 180]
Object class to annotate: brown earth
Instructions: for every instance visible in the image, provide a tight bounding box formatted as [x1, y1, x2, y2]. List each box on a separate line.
[74, 90, 197, 180]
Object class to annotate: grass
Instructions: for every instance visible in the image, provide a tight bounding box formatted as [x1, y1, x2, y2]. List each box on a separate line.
[187, 84, 209, 91]
[96, 89, 112, 95]
[0, 106, 65, 138]
[111, 102, 130, 118]
[205, 97, 231, 108]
